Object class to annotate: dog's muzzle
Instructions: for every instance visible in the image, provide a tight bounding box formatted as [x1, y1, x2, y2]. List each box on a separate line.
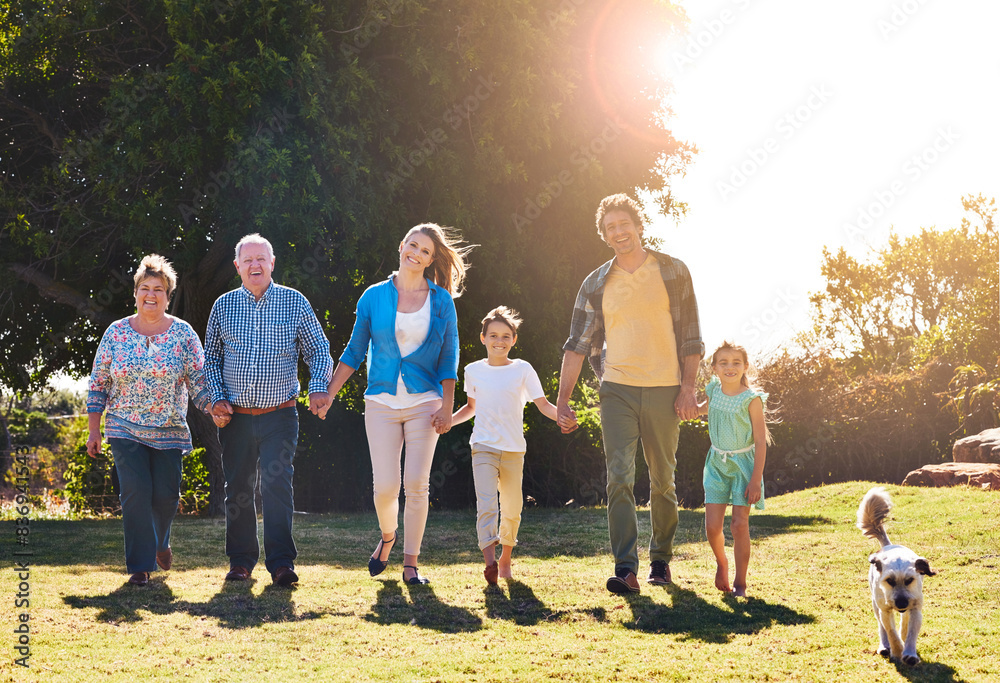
[894, 597, 910, 610]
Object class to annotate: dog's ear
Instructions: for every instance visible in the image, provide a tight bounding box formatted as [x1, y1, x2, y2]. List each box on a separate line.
[915, 558, 936, 576]
[869, 554, 882, 573]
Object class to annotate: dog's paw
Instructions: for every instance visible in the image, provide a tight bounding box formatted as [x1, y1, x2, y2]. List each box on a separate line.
[877, 647, 890, 658]
[902, 654, 921, 666]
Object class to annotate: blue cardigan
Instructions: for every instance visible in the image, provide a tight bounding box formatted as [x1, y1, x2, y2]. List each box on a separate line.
[339, 277, 459, 397]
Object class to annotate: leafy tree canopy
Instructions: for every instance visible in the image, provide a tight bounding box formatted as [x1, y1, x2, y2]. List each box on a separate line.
[809, 195, 997, 375]
[1, 0, 693, 396]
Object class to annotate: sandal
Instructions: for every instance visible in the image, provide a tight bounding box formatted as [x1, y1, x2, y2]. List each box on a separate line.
[368, 532, 397, 577]
[403, 564, 430, 585]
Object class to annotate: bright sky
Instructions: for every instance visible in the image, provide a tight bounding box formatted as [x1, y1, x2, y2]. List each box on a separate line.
[645, 0, 999, 359]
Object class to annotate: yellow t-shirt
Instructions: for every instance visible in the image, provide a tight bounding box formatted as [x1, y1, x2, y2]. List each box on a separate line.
[601, 255, 681, 387]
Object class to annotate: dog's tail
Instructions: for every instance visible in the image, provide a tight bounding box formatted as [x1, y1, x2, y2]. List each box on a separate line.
[857, 486, 892, 548]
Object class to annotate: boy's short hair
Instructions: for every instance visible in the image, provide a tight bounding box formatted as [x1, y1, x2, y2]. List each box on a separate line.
[481, 305, 522, 337]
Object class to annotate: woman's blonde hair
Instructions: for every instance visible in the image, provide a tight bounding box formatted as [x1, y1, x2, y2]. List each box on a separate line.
[133, 254, 178, 298]
[404, 223, 474, 297]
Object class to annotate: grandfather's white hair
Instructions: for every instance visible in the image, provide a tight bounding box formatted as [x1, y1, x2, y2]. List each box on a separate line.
[234, 233, 274, 261]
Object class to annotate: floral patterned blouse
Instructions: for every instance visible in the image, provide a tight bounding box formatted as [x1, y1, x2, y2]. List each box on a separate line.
[87, 317, 211, 451]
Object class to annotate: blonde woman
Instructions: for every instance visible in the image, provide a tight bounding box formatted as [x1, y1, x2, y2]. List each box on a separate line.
[321, 223, 472, 584]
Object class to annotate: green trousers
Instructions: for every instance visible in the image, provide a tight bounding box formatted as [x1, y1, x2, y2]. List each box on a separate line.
[598, 381, 681, 574]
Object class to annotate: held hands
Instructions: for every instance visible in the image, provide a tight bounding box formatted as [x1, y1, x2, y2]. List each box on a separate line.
[557, 403, 579, 434]
[309, 392, 331, 419]
[674, 386, 699, 421]
[431, 406, 453, 434]
[211, 400, 233, 428]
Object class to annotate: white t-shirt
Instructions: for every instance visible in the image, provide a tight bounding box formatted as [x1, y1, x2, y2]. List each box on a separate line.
[368, 294, 440, 409]
[464, 358, 545, 452]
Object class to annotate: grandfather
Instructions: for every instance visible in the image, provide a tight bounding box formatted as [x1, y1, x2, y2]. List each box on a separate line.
[556, 194, 704, 594]
[205, 233, 333, 586]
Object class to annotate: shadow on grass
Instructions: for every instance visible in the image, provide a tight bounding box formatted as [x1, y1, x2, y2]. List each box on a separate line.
[363, 578, 483, 633]
[62, 575, 337, 629]
[18, 509, 832, 569]
[619, 584, 814, 643]
[892, 660, 964, 683]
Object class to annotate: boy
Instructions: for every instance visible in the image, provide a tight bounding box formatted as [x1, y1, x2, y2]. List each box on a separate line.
[453, 306, 559, 584]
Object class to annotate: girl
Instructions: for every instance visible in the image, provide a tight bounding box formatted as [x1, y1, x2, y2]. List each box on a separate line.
[698, 341, 771, 597]
[322, 223, 473, 585]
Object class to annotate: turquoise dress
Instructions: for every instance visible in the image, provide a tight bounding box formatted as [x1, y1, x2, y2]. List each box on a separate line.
[703, 376, 767, 509]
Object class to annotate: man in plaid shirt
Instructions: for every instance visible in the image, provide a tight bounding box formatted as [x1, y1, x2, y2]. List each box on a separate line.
[206, 233, 333, 586]
[556, 194, 704, 595]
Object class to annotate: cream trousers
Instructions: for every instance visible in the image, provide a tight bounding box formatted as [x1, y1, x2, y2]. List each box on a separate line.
[364, 399, 441, 557]
[472, 445, 525, 550]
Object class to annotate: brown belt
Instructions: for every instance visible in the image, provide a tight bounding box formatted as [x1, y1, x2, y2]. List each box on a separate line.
[231, 399, 296, 415]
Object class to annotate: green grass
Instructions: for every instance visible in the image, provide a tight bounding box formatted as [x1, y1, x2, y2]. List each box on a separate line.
[3, 482, 997, 682]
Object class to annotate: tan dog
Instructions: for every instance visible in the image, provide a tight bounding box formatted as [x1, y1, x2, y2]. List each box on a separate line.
[856, 487, 936, 665]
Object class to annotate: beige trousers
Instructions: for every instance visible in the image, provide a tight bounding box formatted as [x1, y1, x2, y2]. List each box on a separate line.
[364, 399, 441, 556]
[472, 445, 526, 550]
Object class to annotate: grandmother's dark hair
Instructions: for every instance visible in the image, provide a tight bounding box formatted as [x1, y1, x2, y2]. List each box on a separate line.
[133, 254, 178, 298]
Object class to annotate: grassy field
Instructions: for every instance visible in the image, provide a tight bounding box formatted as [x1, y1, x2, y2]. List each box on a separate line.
[2, 481, 997, 682]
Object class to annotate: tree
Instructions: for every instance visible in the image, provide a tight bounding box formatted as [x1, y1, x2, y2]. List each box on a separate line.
[2, 0, 693, 512]
[809, 195, 998, 374]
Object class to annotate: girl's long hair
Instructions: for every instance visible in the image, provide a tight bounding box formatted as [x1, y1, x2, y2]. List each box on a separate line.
[405, 223, 475, 298]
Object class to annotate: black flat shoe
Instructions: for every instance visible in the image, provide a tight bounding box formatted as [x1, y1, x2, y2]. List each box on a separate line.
[368, 532, 397, 577]
[403, 564, 429, 585]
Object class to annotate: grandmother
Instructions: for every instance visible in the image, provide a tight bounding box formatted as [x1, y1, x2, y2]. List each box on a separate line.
[87, 254, 213, 586]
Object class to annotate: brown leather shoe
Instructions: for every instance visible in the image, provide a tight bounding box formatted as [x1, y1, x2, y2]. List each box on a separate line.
[606, 568, 641, 594]
[128, 571, 149, 586]
[156, 548, 173, 570]
[225, 566, 251, 581]
[484, 561, 499, 585]
[272, 566, 299, 586]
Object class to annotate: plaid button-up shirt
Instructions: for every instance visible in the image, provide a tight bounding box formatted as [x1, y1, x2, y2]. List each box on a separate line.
[562, 250, 704, 381]
[205, 282, 333, 408]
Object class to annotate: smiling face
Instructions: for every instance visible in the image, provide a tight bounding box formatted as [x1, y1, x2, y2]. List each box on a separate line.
[481, 320, 516, 365]
[399, 229, 436, 274]
[235, 241, 275, 297]
[133, 276, 170, 319]
[712, 348, 747, 388]
[601, 209, 643, 257]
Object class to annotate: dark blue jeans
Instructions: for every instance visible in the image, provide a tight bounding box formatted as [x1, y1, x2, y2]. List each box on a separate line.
[108, 438, 183, 574]
[220, 407, 298, 574]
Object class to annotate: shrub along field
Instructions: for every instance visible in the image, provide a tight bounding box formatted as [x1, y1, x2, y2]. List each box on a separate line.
[2, 482, 996, 682]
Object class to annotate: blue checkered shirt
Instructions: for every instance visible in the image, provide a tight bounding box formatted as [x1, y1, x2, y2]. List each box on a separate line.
[205, 282, 334, 408]
[562, 250, 704, 380]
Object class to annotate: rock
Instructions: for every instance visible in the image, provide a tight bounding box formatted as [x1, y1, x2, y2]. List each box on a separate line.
[952, 427, 1000, 464]
[902, 462, 1000, 490]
